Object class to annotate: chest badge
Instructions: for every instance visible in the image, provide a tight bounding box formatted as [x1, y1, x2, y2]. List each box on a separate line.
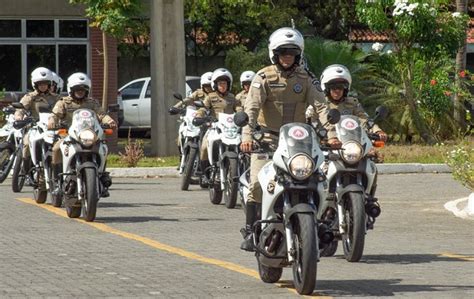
[293, 83, 303, 94]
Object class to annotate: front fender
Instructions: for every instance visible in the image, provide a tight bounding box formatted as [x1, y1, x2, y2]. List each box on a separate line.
[284, 203, 315, 224]
[336, 184, 364, 200]
[76, 161, 98, 175]
[221, 151, 238, 161]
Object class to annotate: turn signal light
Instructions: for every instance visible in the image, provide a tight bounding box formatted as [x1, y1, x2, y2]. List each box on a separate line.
[56, 128, 68, 137]
[104, 129, 114, 135]
[373, 140, 385, 148]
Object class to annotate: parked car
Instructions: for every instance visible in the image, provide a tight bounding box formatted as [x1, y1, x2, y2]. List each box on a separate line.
[117, 76, 200, 132]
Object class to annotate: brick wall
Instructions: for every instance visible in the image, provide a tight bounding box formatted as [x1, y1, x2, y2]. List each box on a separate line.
[90, 27, 119, 153]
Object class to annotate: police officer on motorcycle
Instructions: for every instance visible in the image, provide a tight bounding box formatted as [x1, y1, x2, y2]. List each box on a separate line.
[50, 72, 64, 95]
[48, 72, 116, 197]
[235, 71, 256, 108]
[239, 27, 332, 251]
[319, 64, 387, 142]
[195, 68, 241, 185]
[172, 71, 213, 109]
[15, 67, 61, 185]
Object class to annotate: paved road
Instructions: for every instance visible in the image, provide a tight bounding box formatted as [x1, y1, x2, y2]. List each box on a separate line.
[0, 174, 473, 298]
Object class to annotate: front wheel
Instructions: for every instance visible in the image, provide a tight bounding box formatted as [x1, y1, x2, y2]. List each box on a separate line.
[180, 147, 197, 191]
[0, 143, 14, 183]
[342, 192, 366, 262]
[223, 158, 238, 209]
[292, 213, 318, 295]
[66, 206, 81, 218]
[11, 150, 25, 193]
[82, 168, 99, 222]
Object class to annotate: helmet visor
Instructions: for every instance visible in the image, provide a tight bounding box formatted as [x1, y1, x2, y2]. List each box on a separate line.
[274, 47, 301, 56]
[326, 82, 349, 90]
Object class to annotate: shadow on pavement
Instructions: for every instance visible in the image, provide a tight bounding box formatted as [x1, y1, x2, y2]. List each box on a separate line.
[354, 254, 472, 264]
[315, 279, 474, 297]
[99, 202, 178, 208]
[96, 216, 180, 223]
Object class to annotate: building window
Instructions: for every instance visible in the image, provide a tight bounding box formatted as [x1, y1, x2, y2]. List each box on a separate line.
[0, 19, 88, 92]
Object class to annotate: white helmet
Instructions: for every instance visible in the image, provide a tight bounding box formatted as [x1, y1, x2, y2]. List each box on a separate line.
[211, 68, 233, 92]
[200, 71, 213, 88]
[268, 27, 304, 64]
[67, 72, 91, 96]
[239, 71, 256, 87]
[320, 64, 352, 95]
[51, 72, 64, 93]
[31, 67, 53, 89]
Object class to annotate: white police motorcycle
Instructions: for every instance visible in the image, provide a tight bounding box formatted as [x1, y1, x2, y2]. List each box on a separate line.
[169, 94, 204, 191]
[0, 106, 24, 184]
[318, 106, 387, 262]
[59, 108, 113, 222]
[234, 110, 340, 295]
[195, 112, 242, 208]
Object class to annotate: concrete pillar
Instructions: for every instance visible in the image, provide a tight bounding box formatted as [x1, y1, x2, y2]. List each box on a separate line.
[150, 0, 185, 156]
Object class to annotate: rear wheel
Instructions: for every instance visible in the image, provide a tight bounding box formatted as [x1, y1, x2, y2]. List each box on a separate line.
[82, 168, 99, 222]
[0, 143, 14, 183]
[11, 150, 25, 193]
[180, 147, 197, 191]
[342, 192, 366, 262]
[223, 158, 238, 209]
[320, 240, 338, 257]
[257, 260, 282, 283]
[292, 213, 318, 295]
[33, 187, 47, 204]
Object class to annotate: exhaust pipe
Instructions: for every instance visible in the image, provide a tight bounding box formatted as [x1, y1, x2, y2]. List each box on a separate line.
[365, 201, 381, 218]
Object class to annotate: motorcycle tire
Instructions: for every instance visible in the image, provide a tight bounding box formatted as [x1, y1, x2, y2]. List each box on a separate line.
[209, 183, 222, 205]
[257, 260, 282, 283]
[180, 147, 197, 191]
[33, 187, 47, 204]
[223, 158, 238, 209]
[11, 150, 25, 193]
[292, 213, 318, 295]
[342, 192, 366, 262]
[0, 142, 14, 183]
[320, 240, 338, 257]
[49, 167, 63, 208]
[82, 168, 99, 222]
[66, 205, 81, 218]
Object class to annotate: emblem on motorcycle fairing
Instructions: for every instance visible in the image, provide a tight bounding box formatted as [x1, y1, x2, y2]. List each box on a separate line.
[341, 118, 359, 130]
[293, 83, 303, 93]
[226, 116, 234, 123]
[80, 110, 92, 118]
[288, 126, 309, 140]
[64, 145, 70, 157]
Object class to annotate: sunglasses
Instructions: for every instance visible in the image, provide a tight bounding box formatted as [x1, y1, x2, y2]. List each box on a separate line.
[275, 48, 301, 56]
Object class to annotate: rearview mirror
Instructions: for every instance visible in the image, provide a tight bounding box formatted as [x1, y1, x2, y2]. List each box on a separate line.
[233, 111, 249, 127]
[374, 106, 388, 120]
[173, 93, 183, 101]
[108, 104, 120, 113]
[327, 109, 341, 125]
[194, 100, 205, 108]
[11, 102, 24, 109]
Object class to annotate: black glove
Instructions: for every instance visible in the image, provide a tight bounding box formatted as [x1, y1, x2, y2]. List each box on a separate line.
[192, 117, 205, 126]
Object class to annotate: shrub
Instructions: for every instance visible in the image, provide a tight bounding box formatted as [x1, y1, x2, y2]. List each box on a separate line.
[445, 143, 474, 190]
[118, 130, 144, 167]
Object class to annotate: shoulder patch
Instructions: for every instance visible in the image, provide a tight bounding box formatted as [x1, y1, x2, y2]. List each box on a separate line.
[252, 82, 261, 89]
[312, 79, 323, 92]
[258, 73, 266, 79]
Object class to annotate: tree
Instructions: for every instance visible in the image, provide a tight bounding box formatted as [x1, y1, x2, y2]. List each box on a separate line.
[69, 0, 143, 109]
[356, 0, 469, 143]
[454, 0, 468, 129]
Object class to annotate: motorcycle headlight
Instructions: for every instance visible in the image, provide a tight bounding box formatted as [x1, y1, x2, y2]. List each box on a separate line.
[289, 154, 315, 180]
[341, 141, 363, 164]
[79, 129, 97, 147]
[223, 126, 238, 138]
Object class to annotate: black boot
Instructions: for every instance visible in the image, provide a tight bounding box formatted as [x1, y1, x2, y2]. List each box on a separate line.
[51, 164, 62, 196]
[240, 202, 258, 251]
[200, 160, 210, 187]
[100, 172, 112, 198]
[22, 158, 34, 186]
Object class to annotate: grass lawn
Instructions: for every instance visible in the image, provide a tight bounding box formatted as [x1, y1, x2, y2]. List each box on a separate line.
[108, 136, 473, 167]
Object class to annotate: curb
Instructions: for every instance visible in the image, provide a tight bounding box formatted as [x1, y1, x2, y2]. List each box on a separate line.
[108, 163, 451, 178]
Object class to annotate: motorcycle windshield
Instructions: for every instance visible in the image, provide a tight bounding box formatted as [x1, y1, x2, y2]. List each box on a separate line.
[218, 112, 239, 139]
[335, 115, 363, 144]
[71, 109, 99, 133]
[184, 106, 199, 132]
[279, 123, 315, 157]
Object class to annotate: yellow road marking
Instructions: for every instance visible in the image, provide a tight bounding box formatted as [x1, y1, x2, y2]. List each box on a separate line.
[17, 198, 330, 297]
[440, 252, 474, 262]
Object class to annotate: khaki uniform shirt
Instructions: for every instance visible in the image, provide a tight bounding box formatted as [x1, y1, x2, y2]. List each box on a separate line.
[16, 91, 60, 120]
[196, 91, 241, 118]
[51, 96, 112, 126]
[173, 89, 207, 108]
[235, 90, 249, 108]
[326, 96, 382, 139]
[243, 64, 328, 142]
